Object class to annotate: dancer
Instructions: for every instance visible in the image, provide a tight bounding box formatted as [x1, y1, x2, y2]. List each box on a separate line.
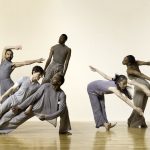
[42, 34, 71, 83]
[1, 45, 21, 62]
[0, 66, 45, 125]
[0, 45, 44, 96]
[87, 66, 143, 131]
[122, 55, 150, 128]
[0, 73, 71, 134]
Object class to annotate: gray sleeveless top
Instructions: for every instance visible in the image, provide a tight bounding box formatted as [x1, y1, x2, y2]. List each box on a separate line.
[0, 60, 14, 80]
[87, 80, 116, 95]
[0, 60, 14, 95]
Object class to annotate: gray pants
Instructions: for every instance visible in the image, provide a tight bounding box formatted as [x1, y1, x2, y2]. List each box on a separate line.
[42, 61, 64, 84]
[0, 78, 14, 96]
[128, 78, 150, 128]
[0, 110, 16, 126]
[128, 91, 148, 128]
[0, 112, 33, 134]
[0, 96, 16, 118]
[88, 90, 108, 128]
[0, 107, 71, 134]
[59, 107, 71, 133]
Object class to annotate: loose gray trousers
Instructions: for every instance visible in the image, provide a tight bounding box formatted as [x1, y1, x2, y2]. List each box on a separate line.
[0, 107, 71, 134]
[87, 90, 108, 128]
[42, 61, 64, 84]
[128, 78, 150, 128]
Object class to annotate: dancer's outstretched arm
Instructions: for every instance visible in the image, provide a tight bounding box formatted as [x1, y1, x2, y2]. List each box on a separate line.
[109, 87, 143, 116]
[128, 80, 150, 97]
[44, 48, 54, 71]
[0, 83, 19, 103]
[12, 85, 46, 114]
[38, 94, 66, 120]
[127, 69, 150, 81]
[89, 66, 112, 80]
[63, 49, 71, 76]
[137, 60, 150, 66]
[12, 58, 45, 68]
[3, 45, 22, 51]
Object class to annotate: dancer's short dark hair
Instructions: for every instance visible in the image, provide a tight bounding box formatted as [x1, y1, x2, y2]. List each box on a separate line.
[112, 74, 132, 99]
[61, 34, 68, 40]
[32, 66, 45, 76]
[5, 49, 13, 55]
[127, 55, 136, 65]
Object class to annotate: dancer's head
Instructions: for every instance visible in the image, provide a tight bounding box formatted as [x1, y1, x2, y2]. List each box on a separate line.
[113, 74, 132, 99]
[5, 49, 13, 61]
[31, 66, 45, 81]
[122, 55, 136, 65]
[113, 74, 127, 90]
[59, 34, 68, 45]
[51, 73, 65, 90]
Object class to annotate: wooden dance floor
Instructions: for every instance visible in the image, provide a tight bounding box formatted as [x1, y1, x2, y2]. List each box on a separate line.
[0, 121, 150, 150]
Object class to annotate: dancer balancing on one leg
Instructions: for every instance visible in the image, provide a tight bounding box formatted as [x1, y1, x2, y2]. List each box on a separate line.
[87, 66, 143, 131]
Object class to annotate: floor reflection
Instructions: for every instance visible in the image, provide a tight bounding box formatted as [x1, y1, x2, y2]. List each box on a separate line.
[0, 134, 58, 150]
[92, 130, 114, 150]
[59, 134, 71, 150]
[128, 128, 148, 150]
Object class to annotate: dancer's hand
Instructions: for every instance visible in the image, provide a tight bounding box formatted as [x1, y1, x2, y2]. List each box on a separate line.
[36, 58, 45, 63]
[104, 122, 117, 131]
[89, 66, 97, 72]
[135, 107, 144, 116]
[15, 45, 22, 50]
[12, 106, 21, 114]
[24, 105, 33, 115]
[39, 115, 46, 121]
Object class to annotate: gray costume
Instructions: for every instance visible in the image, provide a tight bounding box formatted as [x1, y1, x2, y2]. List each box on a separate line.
[0, 83, 71, 134]
[42, 61, 64, 83]
[42, 44, 71, 83]
[0, 60, 14, 96]
[87, 80, 116, 128]
[128, 77, 150, 128]
[0, 76, 39, 125]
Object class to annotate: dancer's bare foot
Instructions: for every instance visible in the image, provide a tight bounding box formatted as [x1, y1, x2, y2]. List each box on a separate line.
[12, 106, 21, 114]
[24, 109, 32, 115]
[104, 122, 117, 131]
[24, 105, 33, 115]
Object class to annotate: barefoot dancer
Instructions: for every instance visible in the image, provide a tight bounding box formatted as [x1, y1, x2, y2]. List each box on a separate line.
[87, 66, 143, 131]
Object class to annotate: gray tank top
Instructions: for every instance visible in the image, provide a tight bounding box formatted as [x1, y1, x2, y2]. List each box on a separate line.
[0, 60, 14, 80]
[87, 80, 116, 94]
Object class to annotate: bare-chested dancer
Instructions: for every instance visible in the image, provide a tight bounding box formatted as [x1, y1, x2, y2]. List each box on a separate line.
[0, 45, 44, 97]
[42, 34, 71, 83]
[122, 55, 150, 128]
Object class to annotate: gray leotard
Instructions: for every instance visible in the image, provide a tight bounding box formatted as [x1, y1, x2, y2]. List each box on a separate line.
[0, 60, 14, 95]
[87, 80, 116, 95]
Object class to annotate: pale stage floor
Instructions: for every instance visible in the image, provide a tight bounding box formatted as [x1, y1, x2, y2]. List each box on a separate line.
[0, 121, 150, 150]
